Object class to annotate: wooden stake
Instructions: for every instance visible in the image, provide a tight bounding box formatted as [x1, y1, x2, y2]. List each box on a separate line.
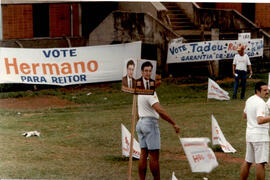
[127, 94, 137, 180]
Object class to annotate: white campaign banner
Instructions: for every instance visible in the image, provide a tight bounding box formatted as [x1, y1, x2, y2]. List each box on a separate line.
[121, 124, 141, 159]
[180, 137, 218, 173]
[208, 78, 230, 100]
[167, 38, 263, 63]
[0, 41, 142, 86]
[212, 115, 236, 153]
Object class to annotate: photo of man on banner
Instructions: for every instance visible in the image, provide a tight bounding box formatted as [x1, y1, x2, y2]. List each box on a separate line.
[122, 59, 156, 95]
[122, 59, 136, 93]
[135, 60, 156, 95]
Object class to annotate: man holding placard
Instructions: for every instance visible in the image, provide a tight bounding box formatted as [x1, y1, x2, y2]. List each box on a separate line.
[240, 82, 269, 180]
[232, 45, 253, 99]
[136, 74, 180, 180]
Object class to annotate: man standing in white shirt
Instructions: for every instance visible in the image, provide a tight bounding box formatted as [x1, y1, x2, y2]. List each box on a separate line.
[240, 82, 270, 180]
[232, 46, 253, 99]
[136, 74, 180, 180]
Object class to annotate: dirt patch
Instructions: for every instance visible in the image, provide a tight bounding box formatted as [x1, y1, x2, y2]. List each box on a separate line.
[0, 95, 77, 110]
[215, 152, 244, 164]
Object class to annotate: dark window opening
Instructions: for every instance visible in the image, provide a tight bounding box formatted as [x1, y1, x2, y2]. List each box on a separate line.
[81, 2, 117, 39]
[242, 3, 255, 22]
[201, 3, 216, 9]
[33, 4, 49, 37]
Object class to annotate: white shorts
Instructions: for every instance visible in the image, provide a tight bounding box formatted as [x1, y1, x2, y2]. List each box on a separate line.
[245, 142, 269, 164]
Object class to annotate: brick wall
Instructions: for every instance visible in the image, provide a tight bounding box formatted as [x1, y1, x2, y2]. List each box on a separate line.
[2, 4, 33, 39]
[2, 3, 80, 39]
[71, 3, 80, 36]
[215, 3, 242, 13]
[50, 4, 71, 37]
[255, 3, 270, 28]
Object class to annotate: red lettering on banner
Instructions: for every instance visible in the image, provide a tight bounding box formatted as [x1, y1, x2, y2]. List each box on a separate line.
[207, 153, 214, 160]
[220, 144, 230, 151]
[184, 143, 205, 147]
[211, 85, 226, 96]
[215, 126, 219, 135]
[4, 58, 98, 75]
[192, 154, 204, 163]
[228, 43, 247, 51]
[125, 137, 129, 146]
[208, 92, 228, 99]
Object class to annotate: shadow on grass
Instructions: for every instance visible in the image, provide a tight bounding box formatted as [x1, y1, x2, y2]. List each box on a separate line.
[104, 155, 139, 162]
[211, 145, 223, 152]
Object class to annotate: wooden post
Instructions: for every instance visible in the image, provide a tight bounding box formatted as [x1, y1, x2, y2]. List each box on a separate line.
[127, 94, 137, 180]
[211, 28, 220, 77]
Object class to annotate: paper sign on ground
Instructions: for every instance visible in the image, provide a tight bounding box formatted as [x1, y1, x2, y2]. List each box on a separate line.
[212, 115, 236, 153]
[180, 137, 218, 173]
[121, 124, 141, 159]
[208, 78, 230, 100]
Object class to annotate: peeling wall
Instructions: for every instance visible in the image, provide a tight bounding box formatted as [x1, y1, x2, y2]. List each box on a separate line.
[88, 11, 178, 72]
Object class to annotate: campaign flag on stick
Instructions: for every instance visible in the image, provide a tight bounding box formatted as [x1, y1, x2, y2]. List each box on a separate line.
[207, 78, 230, 100]
[121, 124, 141, 159]
[180, 137, 218, 173]
[211, 115, 236, 153]
[172, 172, 178, 180]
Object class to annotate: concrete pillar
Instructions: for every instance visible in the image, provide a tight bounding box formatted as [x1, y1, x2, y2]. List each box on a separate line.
[211, 28, 219, 77]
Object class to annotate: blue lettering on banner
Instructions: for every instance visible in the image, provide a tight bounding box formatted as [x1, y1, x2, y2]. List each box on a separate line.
[169, 45, 187, 55]
[21, 76, 47, 83]
[42, 49, 77, 58]
[51, 74, 87, 84]
[226, 53, 235, 58]
[181, 54, 213, 61]
[247, 52, 254, 56]
[216, 54, 223, 58]
[189, 43, 223, 53]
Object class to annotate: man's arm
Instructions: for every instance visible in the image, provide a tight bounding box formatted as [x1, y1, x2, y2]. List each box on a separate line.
[243, 112, 247, 119]
[248, 65, 253, 77]
[152, 102, 180, 134]
[257, 116, 270, 124]
[232, 64, 236, 76]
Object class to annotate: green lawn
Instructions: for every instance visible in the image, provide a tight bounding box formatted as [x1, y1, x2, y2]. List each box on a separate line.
[0, 74, 269, 179]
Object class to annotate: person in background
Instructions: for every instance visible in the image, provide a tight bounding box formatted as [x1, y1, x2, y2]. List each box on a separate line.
[136, 74, 180, 180]
[240, 81, 269, 180]
[232, 45, 253, 99]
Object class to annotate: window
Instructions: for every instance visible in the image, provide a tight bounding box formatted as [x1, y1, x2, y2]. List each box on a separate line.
[33, 4, 49, 37]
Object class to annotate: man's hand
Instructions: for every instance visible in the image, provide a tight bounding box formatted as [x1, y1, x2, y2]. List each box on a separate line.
[249, 72, 253, 78]
[173, 124, 180, 134]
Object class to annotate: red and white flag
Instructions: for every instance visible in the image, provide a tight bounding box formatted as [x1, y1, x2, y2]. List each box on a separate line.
[121, 124, 141, 159]
[172, 172, 178, 180]
[180, 137, 218, 173]
[207, 78, 230, 100]
[212, 115, 236, 153]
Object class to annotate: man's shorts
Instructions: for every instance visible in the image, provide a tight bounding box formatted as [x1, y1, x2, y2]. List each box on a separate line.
[245, 142, 269, 164]
[136, 117, 160, 150]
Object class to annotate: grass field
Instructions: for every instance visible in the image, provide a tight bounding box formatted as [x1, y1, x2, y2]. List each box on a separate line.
[0, 74, 269, 179]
